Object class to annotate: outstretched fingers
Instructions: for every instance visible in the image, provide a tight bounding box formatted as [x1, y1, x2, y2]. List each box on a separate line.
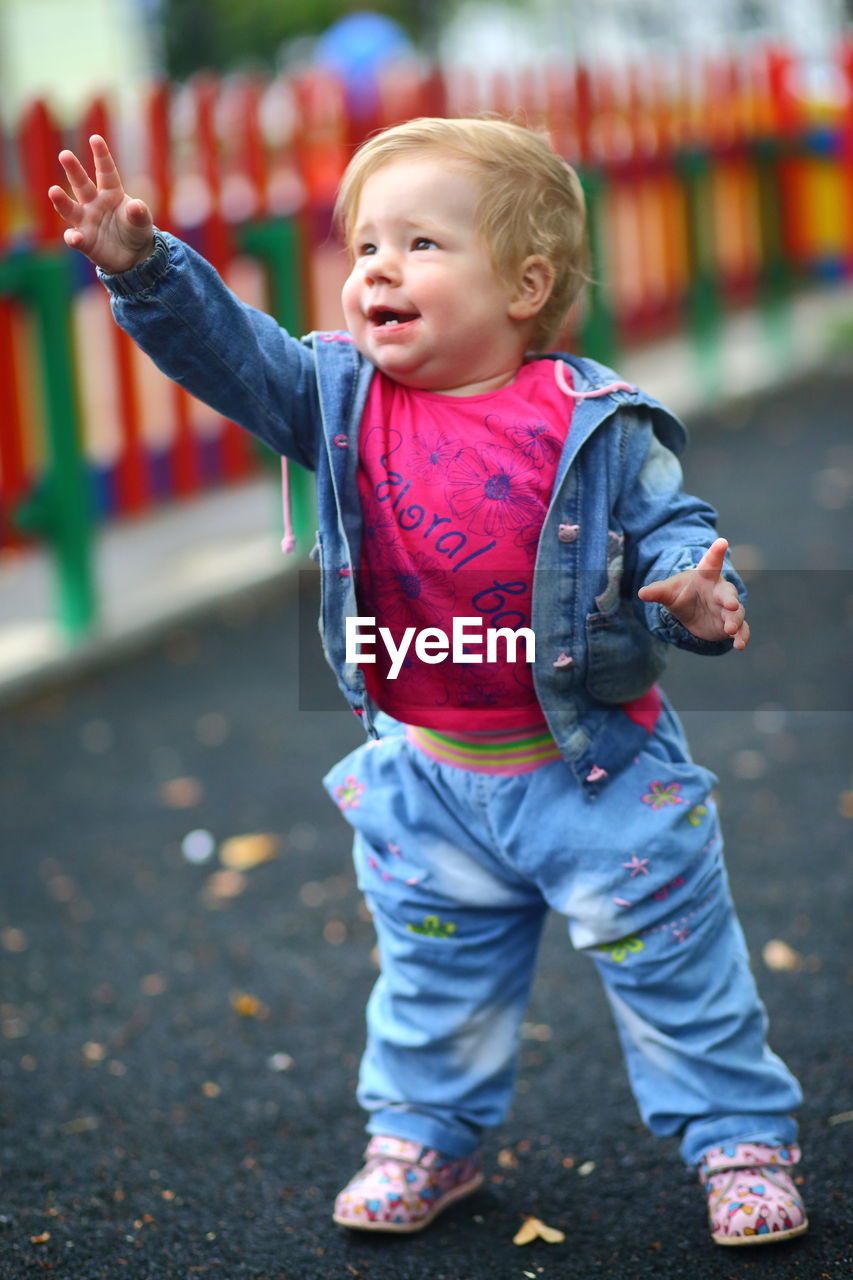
[48, 182, 82, 226]
[125, 198, 152, 226]
[696, 536, 729, 576]
[712, 574, 750, 648]
[88, 134, 125, 192]
[636, 578, 668, 604]
[57, 148, 98, 205]
[49, 133, 153, 272]
[732, 619, 750, 650]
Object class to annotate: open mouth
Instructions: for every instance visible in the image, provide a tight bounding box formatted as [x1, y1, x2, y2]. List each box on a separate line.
[370, 308, 420, 327]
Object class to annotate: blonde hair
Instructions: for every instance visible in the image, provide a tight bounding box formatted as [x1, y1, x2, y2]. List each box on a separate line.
[335, 117, 589, 351]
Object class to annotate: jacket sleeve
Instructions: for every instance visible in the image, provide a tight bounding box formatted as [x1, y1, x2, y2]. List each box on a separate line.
[97, 230, 320, 470]
[614, 410, 746, 655]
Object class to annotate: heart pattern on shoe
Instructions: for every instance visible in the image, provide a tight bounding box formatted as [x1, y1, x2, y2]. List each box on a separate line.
[333, 1135, 483, 1233]
[699, 1142, 808, 1246]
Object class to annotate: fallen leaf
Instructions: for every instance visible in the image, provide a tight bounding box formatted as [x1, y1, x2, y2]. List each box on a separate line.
[828, 1109, 853, 1126]
[762, 939, 803, 972]
[498, 1148, 519, 1168]
[513, 1216, 565, 1245]
[231, 992, 268, 1019]
[60, 1116, 99, 1134]
[513, 1219, 540, 1246]
[577, 1160, 596, 1176]
[160, 777, 203, 808]
[202, 870, 247, 904]
[220, 833, 280, 870]
[30, 1232, 51, 1244]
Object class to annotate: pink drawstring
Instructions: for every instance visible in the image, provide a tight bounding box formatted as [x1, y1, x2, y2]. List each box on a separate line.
[280, 457, 296, 553]
[554, 360, 634, 400]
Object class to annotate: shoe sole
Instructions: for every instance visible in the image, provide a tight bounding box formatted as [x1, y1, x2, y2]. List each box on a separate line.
[333, 1172, 484, 1233]
[713, 1219, 809, 1246]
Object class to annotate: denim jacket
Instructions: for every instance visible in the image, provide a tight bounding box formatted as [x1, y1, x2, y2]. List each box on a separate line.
[100, 230, 743, 795]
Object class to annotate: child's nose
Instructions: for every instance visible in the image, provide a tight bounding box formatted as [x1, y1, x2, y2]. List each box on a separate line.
[363, 248, 400, 285]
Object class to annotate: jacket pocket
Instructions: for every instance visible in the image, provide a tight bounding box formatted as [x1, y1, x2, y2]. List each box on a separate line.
[585, 595, 669, 704]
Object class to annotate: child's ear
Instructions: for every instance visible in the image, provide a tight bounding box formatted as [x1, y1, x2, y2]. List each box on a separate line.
[508, 255, 555, 321]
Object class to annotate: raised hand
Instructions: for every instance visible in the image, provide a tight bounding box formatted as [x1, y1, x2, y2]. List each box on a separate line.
[637, 537, 750, 650]
[48, 134, 154, 275]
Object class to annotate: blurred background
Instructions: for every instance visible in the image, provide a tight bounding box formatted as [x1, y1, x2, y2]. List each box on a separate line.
[1, 2, 852, 117]
[1, 0, 852, 670]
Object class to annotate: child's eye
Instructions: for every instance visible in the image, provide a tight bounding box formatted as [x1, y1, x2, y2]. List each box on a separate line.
[357, 243, 377, 257]
[412, 236, 436, 250]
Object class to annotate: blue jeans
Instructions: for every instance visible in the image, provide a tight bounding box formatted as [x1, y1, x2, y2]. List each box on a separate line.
[323, 708, 801, 1166]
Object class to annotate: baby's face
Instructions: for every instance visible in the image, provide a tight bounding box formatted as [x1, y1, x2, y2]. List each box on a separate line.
[341, 157, 527, 396]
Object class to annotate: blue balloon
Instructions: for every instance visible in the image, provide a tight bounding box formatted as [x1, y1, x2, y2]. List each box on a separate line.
[315, 10, 414, 114]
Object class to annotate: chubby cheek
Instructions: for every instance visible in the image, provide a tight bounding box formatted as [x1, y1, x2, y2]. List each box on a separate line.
[340, 272, 362, 332]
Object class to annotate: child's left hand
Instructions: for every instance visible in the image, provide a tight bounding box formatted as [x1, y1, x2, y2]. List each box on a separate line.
[637, 537, 750, 650]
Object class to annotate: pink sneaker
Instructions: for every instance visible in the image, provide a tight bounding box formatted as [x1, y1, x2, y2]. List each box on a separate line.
[699, 1143, 808, 1246]
[333, 1135, 483, 1233]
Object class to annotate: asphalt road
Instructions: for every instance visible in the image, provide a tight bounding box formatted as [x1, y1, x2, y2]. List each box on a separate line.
[1, 369, 851, 1279]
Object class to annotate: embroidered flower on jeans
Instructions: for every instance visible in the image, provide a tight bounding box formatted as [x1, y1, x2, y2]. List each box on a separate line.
[367, 854, 393, 882]
[622, 854, 650, 877]
[600, 934, 644, 962]
[653, 874, 686, 901]
[335, 775, 364, 810]
[406, 915, 457, 939]
[687, 803, 708, 826]
[447, 444, 545, 537]
[642, 780, 684, 809]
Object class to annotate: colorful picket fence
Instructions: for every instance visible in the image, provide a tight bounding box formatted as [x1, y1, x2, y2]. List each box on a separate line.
[1, 43, 852, 635]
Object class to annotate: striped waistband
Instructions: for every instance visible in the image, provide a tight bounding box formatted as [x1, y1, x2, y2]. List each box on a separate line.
[405, 724, 562, 775]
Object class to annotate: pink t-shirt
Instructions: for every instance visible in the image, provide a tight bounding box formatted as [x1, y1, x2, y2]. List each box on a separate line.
[356, 359, 574, 731]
